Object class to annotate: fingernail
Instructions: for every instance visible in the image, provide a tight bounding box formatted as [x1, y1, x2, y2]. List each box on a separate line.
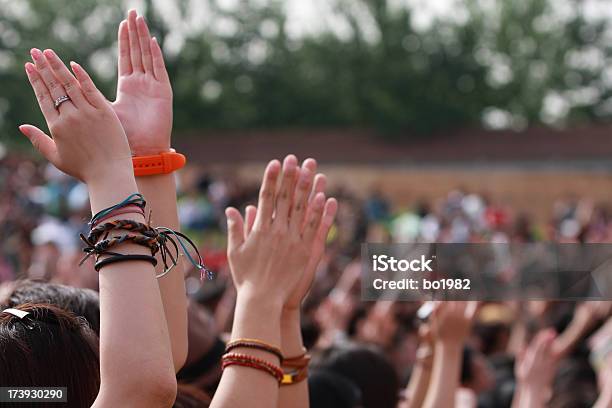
[30, 48, 42, 60]
[284, 154, 297, 168]
[18, 125, 28, 136]
[24, 63, 34, 73]
[43, 49, 55, 58]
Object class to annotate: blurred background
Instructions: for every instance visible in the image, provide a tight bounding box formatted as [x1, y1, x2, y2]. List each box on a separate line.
[3, 1, 612, 406]
[4, 0, 612, 276]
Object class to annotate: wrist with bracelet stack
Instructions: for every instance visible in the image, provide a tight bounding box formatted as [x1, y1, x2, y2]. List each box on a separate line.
[79, 192, 212, 280]
[221, 338, 312, 385]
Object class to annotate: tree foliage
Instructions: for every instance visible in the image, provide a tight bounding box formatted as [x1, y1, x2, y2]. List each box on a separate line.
[1, 0, 611, 144]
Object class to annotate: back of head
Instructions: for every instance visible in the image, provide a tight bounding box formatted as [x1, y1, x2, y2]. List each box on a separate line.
[313, 343, 399, 408]
[0, 303, 100, 408]
[5, 280, 100, 336]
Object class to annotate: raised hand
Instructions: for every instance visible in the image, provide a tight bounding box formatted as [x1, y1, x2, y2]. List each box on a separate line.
[225, 155, 334, 305]
[113, 10, 172, 156]
[513, 329, 559, 407]
[240, 158, 337, 309]
[430, 301, 478, 345]
[20, 48, 132, 186]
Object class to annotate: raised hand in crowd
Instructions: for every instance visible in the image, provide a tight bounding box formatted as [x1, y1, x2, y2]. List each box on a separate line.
[422, 301, 478, 408]
[212, 155, 336, 408]
[110, 9, 188, 372]
[19, 48, 176, 406]
[401, 322, 434, 408]
[512, 329, 559, 408]
[113, 10, 172, 156]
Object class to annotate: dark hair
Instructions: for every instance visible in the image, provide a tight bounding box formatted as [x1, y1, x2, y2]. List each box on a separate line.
[313, 343, 399, 408]
[309, 369, 361, 408]
[5, 280, 100, 335]
[0, 303, 100, 408]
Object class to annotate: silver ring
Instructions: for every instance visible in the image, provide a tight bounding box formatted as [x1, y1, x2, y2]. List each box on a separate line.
[54, 95, 71, 109]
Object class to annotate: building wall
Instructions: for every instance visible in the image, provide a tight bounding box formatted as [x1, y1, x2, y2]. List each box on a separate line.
[206, 162, 612, 222]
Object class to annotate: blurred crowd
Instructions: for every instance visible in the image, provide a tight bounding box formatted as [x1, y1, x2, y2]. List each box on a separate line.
[2, 151, 612, 407]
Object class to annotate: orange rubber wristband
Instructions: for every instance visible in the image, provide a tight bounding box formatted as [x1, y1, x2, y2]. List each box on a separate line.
[132, 149, 186, 177]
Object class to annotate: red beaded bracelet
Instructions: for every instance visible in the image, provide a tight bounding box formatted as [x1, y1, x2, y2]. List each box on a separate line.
[222, 353, 284, 383]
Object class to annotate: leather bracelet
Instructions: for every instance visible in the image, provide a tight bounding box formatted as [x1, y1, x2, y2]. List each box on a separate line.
[226, 339, 284, 362]
[281, 352, 310, 385]
[95, 254, 158, 272]
[132, 149, 186, 177]
[281, 365, 309, 385]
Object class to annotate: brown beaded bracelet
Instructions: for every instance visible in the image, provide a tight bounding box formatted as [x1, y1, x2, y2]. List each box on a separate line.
[222, 353, 284, 383]
[226, 338, 284, 362]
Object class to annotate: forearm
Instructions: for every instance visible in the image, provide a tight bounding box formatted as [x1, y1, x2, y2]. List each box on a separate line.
[512, 385, 547, 408]
[594, 384, 612, 408]
[89, 178, 176, 406]
[422, 342, 462, 408]
[278, 309, 309, 408]
[136, 173, 188, 372]
[405, 356, 433, 408]
[554, 318, 593, 359]
[211, 292, 283, 408]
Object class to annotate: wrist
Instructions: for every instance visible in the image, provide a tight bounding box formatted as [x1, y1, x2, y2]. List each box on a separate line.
[130, 141, 171, 157]
[435, 339, 463, 355]
[86, 170, 139, 214]
[236, 289, 284, 316]
[281, 309, 305, 356]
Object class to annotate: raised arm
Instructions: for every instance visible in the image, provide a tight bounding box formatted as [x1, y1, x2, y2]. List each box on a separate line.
[278, 159, 337, 408]
[211, 155, 335, 408]
[511, 329, 558, 408]
[422, 301, 477, 408]
[21, 49, 175, 406]
[111, 10, 187, 371]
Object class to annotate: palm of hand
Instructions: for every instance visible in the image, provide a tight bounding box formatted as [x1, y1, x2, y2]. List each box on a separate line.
[113, 73, 172, 156]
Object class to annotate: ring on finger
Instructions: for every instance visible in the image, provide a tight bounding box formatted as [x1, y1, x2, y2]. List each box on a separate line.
[54, 95, 71, 110]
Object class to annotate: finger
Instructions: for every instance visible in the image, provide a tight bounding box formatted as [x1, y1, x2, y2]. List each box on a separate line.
[127, 10, 143, 72]
[136, 15, 153, 73]
[317, 198, 338, 242]
[310, 173, 327, 202]
[118, 19, 132, 75]
[254, 160, 281, 229]
[30, 48, 72, 107]
[303, 192, 326, 242]
[225, 207, 245, 252]
[18, 125, 60, 164]
[42, 49, 87, 109]
[150, 37, 169, 83]
[24, 62, 58, 121]
[244, 205, 256, 238]
[273, 154, 299, 224]
[289, 167, 314, 231]
[302, 157, 317, 175]
[70, 62, 107, 109]
[465, 301, 479, 320]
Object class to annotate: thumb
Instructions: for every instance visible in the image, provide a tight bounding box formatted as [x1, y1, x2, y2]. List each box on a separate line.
[226, 207, 245, 252]
[19, 125, 60, 164]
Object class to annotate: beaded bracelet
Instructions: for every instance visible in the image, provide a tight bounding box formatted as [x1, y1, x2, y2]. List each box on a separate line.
[225, 338, 284, 362]
[222, 353, 284, 383]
